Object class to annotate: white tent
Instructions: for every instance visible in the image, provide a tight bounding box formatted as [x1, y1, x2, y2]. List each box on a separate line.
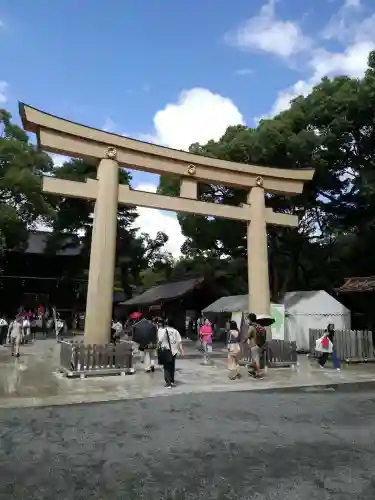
[282, 290, 351, 351]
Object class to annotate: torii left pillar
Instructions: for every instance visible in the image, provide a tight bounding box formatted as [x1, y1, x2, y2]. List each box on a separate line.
[84, 148, 119, 344]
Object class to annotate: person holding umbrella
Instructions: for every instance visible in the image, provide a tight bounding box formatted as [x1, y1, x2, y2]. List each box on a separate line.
[132, 315, 158, 373]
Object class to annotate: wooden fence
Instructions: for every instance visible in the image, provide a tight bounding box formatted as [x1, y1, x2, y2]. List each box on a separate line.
[309, 329, 375, 363]
[59, 340, 134, 377]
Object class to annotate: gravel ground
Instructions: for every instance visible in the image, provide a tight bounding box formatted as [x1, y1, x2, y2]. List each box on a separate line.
[0, 387, 375, 499]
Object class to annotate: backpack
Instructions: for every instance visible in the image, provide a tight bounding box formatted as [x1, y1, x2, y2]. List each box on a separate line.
[255, 324, 266, 347]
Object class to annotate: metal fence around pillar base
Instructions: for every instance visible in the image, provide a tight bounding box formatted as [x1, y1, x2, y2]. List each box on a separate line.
[309, 329, 375, 363]
[240, 340, 298, 367]
[59, 340, 134, 377]
[266, 340, 298, 367]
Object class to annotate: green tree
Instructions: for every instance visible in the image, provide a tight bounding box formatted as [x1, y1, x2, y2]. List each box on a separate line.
[0, 109, 54, 255]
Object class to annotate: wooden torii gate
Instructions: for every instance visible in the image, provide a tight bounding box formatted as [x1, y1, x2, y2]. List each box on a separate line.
[20, 103, 314, 344]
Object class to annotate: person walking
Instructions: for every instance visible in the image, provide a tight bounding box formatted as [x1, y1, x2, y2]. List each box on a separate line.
[247, 313, 266, 379]
[199, 318, 213, 365]
[157, 319, 184, 388]
[318, 324, 341, 371]
[227, 320, 242, 380]
[8, 315, 23, 357]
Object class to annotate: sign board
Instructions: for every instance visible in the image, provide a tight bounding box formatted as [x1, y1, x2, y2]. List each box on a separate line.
[231, 304, 285, 341]
[270, 303, 285, 340]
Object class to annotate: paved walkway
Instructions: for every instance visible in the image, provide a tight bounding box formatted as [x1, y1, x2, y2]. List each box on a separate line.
[1, 389, 375, 498]
[1, 339, 375, 408]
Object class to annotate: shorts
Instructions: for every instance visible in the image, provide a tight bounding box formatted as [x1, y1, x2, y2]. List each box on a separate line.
[251, 345, 261, 363]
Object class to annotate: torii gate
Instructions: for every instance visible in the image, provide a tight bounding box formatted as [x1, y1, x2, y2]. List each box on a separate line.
[20, 103, 314, 345]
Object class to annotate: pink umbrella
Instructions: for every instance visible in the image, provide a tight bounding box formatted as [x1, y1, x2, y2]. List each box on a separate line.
[129, 312, 142, 320]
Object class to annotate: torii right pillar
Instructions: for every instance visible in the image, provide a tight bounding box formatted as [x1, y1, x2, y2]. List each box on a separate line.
[247, 180, 271, 321]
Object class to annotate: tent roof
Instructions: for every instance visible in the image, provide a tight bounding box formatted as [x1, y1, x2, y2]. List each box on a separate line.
[282, 290, 350, 314]
[120, 277, 204, 306]
[202, 295, 248, 313]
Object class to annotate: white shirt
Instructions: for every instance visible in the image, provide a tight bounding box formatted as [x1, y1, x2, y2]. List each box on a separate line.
[112, 321, 123, 335]
[157, 327, 182, 356]
[9, 321, 22, 339]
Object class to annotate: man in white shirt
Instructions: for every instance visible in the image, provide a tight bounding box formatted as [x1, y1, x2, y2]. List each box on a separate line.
[157, 320, 184, 388]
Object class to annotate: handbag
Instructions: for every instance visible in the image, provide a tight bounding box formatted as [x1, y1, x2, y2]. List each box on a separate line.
[157, 328, 174, 365]
[315, 335, 333, 354]
[196, 338, 203, 351]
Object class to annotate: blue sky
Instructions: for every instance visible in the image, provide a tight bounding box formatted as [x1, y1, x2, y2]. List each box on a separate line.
[1, 0, 374, 255]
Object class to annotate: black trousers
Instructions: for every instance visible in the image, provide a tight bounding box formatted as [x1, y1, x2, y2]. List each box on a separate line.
[163, 355, 176, 385]
[318, 352, 329, 366]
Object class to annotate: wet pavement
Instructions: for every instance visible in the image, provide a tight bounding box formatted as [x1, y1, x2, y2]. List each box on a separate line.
[1, 388, 375, 499]
[1, 339, 375, 408]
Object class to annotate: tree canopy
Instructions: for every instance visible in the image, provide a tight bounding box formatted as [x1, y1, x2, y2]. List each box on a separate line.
[158, 50, 375, 300]
[0, 109, 54, 255]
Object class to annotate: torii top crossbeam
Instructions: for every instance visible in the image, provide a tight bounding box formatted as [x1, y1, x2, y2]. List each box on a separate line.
[20, 103, 314, 194]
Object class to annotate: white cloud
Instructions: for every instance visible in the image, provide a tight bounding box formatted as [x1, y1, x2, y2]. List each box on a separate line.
[235, 68, 253, 76]
[150, 87, 244, 150]
[50, 153, 71, 167]
[102, 117, 116, 132]
[0, 81, 8, 103]
[344, 0, 361, 8]
[226, 0, 311, 59]
[134, 87, 244, 256]
[132, 182, 185, 258]
[262, 6, 375, 117]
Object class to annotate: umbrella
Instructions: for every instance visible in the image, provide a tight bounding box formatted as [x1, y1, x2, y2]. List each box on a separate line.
[132, 318, 157, 348]
[129, 311, 142, 320]
[256, 314, 275, 327]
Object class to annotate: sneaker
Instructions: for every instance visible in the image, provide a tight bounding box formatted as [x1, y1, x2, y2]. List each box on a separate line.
[171, 382, 176, 387]
[164, 383, 172, 388]
[150, 365, 155, 373]
[336, 368, 341, 372]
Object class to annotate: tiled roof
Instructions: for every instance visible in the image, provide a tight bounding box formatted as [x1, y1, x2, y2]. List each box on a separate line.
[202, 295, 249, 313]
[337, 276, 375, 293]
[121, 277, 204, 306]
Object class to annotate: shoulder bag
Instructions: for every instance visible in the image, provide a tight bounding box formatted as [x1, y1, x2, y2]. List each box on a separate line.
[157, 328, 174, 365]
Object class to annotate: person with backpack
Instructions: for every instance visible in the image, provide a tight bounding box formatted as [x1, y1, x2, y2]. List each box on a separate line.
[247, 313, 266, 379]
